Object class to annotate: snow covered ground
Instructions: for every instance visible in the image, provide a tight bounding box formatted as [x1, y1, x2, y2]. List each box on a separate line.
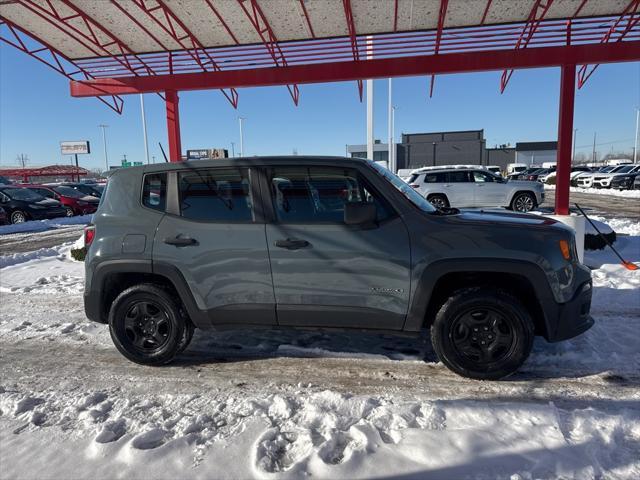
[0, 214, 92, 236]
[545, 184, 640, 199]
[0, 218, 639, 479]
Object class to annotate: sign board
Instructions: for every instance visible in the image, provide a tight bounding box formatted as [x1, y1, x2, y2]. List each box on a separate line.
[186, 148, 228, 160]
[61, 141, 90, 155]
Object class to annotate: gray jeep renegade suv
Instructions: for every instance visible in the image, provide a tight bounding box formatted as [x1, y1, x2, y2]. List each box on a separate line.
[84, 157, 593, 380]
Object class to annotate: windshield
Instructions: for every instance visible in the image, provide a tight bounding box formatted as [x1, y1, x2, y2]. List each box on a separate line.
[614, 165, 635, 173]
[53, 185, 84, 198]
[367, 162, 436, 213]
[2, 187, 45, 202]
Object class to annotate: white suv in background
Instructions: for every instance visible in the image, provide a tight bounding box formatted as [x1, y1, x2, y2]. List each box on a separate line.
[576, 165, 629, 188]
[591, 164, 640, 188]
[407, 167, 544, 212]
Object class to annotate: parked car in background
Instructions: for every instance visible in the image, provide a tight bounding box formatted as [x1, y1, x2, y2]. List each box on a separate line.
[408, 167, 544, 212]
[518, 168, 554, 182]
[507, 167, 539, 180]
[22, 184, 100, 216]
[84, 156, 592, 380]
[0, 176, 13, 185]
[576, 165, 630, 188]
[591, 164, 640, 188]
[486, 166, 502, 176]
[571, 166, 610, 187]
[543, 166, 592, 184]
[0, 186, 67, 224]
[0, 206, 7, 224]
[610, 171, 640, 190]
[506, 163, 527, 176]
[634, 174, 640, 190]
[60, 182, 105, 198]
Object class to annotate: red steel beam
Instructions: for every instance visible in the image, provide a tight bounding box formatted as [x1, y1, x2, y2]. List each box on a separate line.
[429, 0, 449, 97]
[555, 63, 575, 215]
[110, 0, 238, 108]
[70, 40, 640, 97]
[165, 90, 182, 162]
[500, 0, 555, 93]
[480, 0, 493, 25]
[578, 1, 640, 88]
[237, 0, 300, 105]
[342, 0, 363, 101]
[203, 0, 240, 44]
[299, 0, 316, 38]
[0, 18, 124, 114]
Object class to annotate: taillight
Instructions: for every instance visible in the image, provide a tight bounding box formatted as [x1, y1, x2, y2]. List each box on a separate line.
[84, 225, 95, 247]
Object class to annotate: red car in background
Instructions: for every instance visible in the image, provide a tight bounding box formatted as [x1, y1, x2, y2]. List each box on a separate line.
[20, 184, 100, 217]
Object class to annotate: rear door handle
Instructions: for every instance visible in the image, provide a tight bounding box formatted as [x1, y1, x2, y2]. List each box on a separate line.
[164, 235, 197, 247]
[275, 238, 310, 250]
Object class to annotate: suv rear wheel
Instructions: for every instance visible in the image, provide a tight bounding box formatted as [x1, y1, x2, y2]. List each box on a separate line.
[108, 284, 187, 365]
[430, 288, 534, 380]
[510, 192, 536, 212]
[427, 194, 449, 209]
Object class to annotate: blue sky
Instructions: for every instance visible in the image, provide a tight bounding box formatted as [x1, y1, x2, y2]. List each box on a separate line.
[1, 42, 638, 170]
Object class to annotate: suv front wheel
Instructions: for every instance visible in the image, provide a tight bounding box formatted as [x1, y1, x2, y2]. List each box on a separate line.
[430, 288, 534, 380]
[108, 284, 187, 365]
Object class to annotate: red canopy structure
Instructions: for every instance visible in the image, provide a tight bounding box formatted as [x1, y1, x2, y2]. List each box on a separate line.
[0, 165, 90, 183]
[1, 0, 639, 214]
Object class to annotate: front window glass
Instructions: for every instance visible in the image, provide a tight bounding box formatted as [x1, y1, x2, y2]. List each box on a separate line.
[367, 161, 436, 213]
[179, 168, 253, 222]
[270, 166, 392, 223]
[472, 171, 495, 183]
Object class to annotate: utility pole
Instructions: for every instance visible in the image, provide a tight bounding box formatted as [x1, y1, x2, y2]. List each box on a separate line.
[152, 155, 156, 164]
[231, 142, 235, 158]
[634, 108, 639, 164]
[392, 106, 397, 172]
[238, 117, 245, 157]
[140, 94, 150, 164]
[592, 132, 597, 163]
[98, 124, 109, 173]
[16, 153, 28, 168]
[572, 128, 577, 163]
[388, 78, 393, 171]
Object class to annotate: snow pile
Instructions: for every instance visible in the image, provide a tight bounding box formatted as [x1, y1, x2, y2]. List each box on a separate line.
[0, 214, 92, 236]
[544, 184, 640, 198]
[1, 387, 639, 479]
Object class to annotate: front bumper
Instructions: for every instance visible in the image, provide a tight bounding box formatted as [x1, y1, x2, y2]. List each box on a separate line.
[546, 279, 594, 342]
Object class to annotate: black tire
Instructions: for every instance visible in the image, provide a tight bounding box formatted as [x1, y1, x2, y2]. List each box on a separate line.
[64, 206, 75, 217]
[108, 284, 186, 365]
[177, 317, 195, 354]
[10, 210, 27, 224]
[430, 287, 534, 380]
[510, 192, 536, 212]
[427, 194, 449, 209]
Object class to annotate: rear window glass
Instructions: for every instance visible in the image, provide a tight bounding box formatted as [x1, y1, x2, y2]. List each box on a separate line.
[448, 171, 470, 183]
[179, 168, 253, 222]
[424, 172, 446, 183]
[142, 173, 167, 212]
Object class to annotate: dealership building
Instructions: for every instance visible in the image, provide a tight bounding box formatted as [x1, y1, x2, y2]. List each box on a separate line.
[347, 130, 557, 172]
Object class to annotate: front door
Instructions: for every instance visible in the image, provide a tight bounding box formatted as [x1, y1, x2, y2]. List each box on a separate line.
[152, 168, 276, 326]
[263, 166, 411, 330]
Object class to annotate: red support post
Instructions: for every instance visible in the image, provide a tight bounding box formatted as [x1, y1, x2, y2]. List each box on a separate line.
[555, 63, 576, 215]
[165, 90, 182, 162]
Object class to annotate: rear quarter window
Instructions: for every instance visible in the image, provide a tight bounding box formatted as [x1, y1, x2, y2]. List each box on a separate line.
[424, 172, 446, 183]
[142, 173, 167, 212]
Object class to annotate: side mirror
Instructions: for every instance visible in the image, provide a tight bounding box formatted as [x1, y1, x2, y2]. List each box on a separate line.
[344, 202, 377, 227]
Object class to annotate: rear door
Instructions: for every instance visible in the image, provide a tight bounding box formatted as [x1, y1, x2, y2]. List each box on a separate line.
[152, 167, 276, 326]
[445, 170, 474, 206]
[263, 165, 411, 330]
[471, 170, 506, 206]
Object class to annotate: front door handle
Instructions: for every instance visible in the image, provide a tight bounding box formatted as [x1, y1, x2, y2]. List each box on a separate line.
[164, 235, 197, 247]
[275, 238, 310, 250]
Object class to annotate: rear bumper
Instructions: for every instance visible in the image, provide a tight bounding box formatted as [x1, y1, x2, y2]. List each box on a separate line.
[546, 279, 594, 342]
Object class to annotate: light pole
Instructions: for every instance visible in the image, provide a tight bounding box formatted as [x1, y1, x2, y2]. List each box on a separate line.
[231, 142, 236, 158]
[238, 117, 245, 157]
[634, 108, 639, 164]
[98, 124, 109, 173]
[140, 94, 150, 164]
[572, 128, 577, 163]
[388, 78, 392, 171]
[391, 105, 397, 173]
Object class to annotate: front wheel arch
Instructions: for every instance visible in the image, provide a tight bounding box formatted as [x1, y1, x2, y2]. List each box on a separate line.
[509, 191, 537, 212]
